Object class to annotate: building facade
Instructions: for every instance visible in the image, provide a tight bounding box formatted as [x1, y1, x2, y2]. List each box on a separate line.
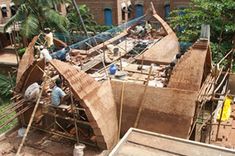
[0, 0, 16, 24]
[76, 0, 191, 26]
[0, 0, 17, 48]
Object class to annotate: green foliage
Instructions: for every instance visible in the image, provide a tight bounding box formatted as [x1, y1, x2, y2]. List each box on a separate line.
[0, 74, 16, 98]
[0, 99, 17, 134]
[170, 0, 235, 63]
[18, 47, 26, 58]
[4, 0, 71, 38]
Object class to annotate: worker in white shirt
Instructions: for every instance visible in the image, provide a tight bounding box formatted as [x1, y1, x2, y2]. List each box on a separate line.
[24, 81, 42, 102]
[39, 45, 52, 62]
[145, 21, 152, 34]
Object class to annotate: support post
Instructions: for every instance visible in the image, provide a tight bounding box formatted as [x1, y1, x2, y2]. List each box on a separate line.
[134, 65, 153, 128]
[16, 82, 45, 155]
[70, 88, 80, 145]
[71, 0, 89, 37]
[118, 81, 125, 140]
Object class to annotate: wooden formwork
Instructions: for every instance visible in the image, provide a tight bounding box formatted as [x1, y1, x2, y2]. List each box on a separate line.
[136, 13, 180, 65]
[168, 40, 211, 91]
[50, 60, 118, 149]
[111, 80, 198, 139]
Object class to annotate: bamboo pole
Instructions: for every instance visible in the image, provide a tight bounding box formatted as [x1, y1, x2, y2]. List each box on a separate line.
[16, 82, 45, 156]
[71, 0, 89, 37]
[214, 70, 229, 93]
[42, 112, 90, 126]
[134, 65, 153, 128]
[70, 88, 80, 145]
[0, 105, 32, 130]
[118, 81, 125, 140]
[215, 90, 230, 140]
[217, 49, 233, 66]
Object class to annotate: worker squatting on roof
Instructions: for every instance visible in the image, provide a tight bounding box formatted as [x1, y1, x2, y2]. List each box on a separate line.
[35, 28, 86, 64]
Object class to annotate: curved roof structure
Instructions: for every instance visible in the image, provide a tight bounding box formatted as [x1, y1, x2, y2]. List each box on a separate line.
[136, 8, 179, 65]
[50, 60, 118, 149]
[15, 36, 67, 92]
[168, 40, 212, 91]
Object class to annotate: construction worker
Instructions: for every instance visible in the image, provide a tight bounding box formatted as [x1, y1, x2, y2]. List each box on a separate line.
[24, 81, 42, 102]
[39, 45, 52, 62]
[51, 78, 66, 106]
[50, 46, 71, 61]
[44, 28, 54, 52]
[145, 21, 152, 34]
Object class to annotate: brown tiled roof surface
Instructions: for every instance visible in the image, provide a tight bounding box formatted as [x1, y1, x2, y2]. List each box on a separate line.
[50, 60, 118, 149]
[15, 36, 39, 92]
[168, 40, 209, 91]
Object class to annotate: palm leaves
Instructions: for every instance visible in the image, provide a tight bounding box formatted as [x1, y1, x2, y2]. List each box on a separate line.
[20, 14, 40, 37]
[4, 0, 71, 38]
[43, 8, 69, 35]
[0, 74, 16, 98]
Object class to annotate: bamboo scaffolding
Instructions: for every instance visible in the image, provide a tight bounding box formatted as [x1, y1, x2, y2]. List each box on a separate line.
[0, 104, 32, 129]
[16, 82, 45, 155]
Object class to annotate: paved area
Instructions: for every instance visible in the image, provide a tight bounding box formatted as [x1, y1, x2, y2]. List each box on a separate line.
[0, 50, 18, 65]
[211, 104, 235, 149]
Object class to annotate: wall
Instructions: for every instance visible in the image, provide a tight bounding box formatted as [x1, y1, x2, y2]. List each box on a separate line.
[111, 80, 198, 139]
[75, 0, 190, 25]
[76, 0, 117, 25]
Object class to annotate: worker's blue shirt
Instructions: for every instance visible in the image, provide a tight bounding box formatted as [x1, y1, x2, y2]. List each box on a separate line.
[51, 86, 66, 106]
[50, 48, 68, 61]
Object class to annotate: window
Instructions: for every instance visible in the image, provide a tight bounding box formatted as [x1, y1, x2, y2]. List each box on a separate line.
[104, 8, 113, 26]
[164, 4, 170, 19]
[127, 1, 132, 19]
[135, 4, 143, 18]
[10, 2, 16, 16]
[121, 3, 127, 21]
[1, 4, 7, 17]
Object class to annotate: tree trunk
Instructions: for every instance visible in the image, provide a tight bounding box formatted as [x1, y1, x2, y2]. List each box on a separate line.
[71, 0, 89, 37]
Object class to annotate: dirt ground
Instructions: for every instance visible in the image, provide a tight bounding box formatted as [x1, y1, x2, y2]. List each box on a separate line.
[0, 128, 109, 156]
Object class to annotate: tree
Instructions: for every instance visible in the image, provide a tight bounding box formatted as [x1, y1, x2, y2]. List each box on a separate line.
[67, 5, 112, 35]
[4, 0, 71, 38]
[170, 0, 235, 63]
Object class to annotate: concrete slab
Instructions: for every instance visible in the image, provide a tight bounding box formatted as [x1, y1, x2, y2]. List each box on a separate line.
[110, 128, 235, 156]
